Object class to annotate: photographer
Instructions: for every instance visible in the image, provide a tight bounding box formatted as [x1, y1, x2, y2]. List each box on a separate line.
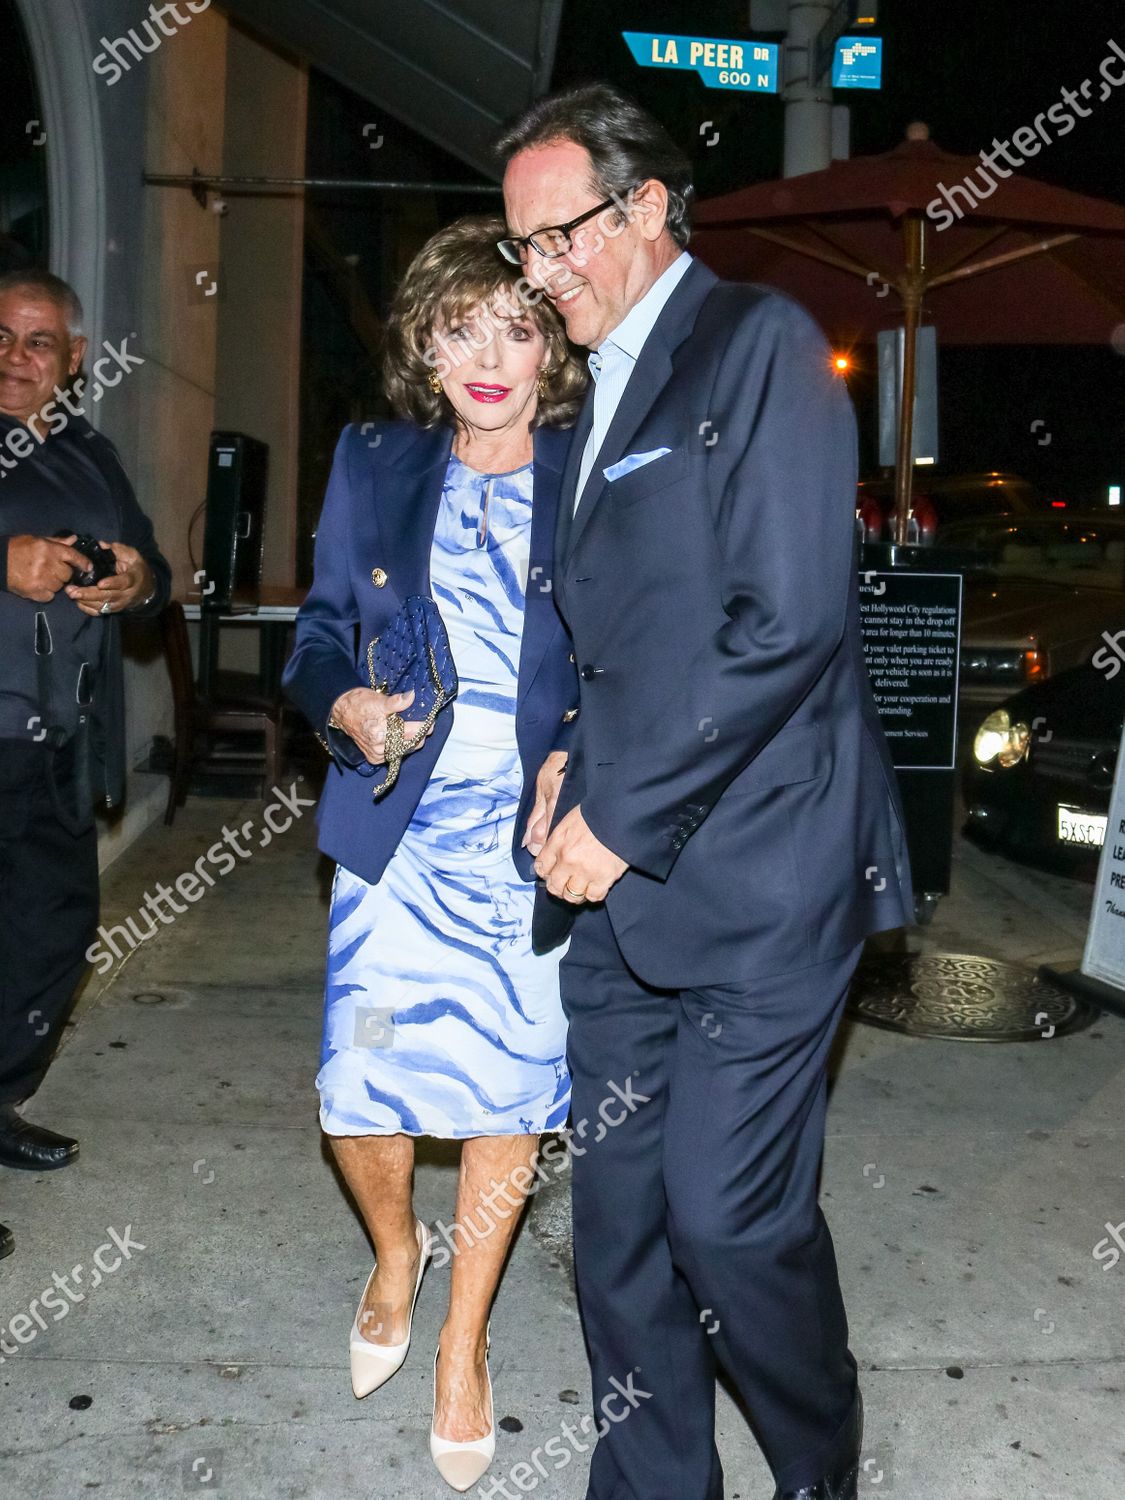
[0, 271, 170, 1260]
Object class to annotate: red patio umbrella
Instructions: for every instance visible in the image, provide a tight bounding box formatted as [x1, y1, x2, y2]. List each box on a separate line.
[692, 126, 1125, 540]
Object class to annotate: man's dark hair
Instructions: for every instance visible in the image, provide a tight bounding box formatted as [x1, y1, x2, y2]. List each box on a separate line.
[495, 83, 694, 249]
[0, 268, 84, 337]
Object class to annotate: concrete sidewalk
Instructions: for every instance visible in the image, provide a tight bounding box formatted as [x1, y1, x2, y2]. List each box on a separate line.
[1, 782, 1123, 1499]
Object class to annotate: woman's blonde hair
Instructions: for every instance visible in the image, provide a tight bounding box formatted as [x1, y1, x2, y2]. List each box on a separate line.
[382, 215, 586, 429]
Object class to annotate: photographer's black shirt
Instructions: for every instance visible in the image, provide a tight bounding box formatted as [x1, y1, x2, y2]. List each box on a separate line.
[0, 414, 119, 742]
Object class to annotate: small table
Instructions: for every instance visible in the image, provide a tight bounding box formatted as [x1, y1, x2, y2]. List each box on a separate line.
[181, 586, 307, 698]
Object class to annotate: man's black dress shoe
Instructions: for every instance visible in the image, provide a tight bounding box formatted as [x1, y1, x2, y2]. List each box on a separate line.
[774, 1393, 862, 1500]
[0, 1104, 79, 1171]
[0, 1222, 13, 1259]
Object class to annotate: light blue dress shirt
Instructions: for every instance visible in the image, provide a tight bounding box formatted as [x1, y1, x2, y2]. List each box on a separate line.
[574, 251, 693, 514]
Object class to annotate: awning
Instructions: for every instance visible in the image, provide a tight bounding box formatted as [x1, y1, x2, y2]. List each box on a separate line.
[218, 0, 564, 180]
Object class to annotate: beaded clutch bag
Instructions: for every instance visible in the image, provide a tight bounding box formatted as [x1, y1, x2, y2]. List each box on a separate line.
[362, 595, 458, 797]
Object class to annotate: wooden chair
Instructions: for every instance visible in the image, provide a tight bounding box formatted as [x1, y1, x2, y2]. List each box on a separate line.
[159, 602, 283, 825]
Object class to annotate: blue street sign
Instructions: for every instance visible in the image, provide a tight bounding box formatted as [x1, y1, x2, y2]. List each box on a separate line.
[622, 31, 780, 93]
[833, 35, 883, 89]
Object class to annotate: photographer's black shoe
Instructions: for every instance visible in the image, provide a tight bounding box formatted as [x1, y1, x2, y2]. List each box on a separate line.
[774, 1394, 862, 1500]
[0, 1104, 79, 1171]
[0, 1222, 13, 1259]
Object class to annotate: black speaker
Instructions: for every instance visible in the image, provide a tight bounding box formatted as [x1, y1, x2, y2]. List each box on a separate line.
[201, 431, 268, 611]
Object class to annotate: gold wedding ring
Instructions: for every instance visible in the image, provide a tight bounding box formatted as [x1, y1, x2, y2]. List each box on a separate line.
[564, 882, 587, 901]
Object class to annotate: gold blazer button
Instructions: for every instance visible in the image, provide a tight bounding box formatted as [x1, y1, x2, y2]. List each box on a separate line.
[371, 567, 388, 587]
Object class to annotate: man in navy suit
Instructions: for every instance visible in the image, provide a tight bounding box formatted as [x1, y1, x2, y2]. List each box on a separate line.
[499, 86, 914, 1500]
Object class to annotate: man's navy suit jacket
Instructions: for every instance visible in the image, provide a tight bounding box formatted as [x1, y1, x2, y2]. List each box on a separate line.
[283, 419, 579, 887]
[532, 258, 914, 985]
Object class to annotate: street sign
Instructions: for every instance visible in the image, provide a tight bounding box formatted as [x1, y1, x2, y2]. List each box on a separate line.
[622, 32, 780, 93]
[858, 570, 962, 771]
[878, 327, 939, 469]
[1081, 721, 1125, 989]
[833, 35, 884, 89]
[814, 0, 880, 83]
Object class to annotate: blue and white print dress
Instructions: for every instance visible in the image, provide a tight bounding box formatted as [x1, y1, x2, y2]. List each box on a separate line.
[318, 455, 570, 1139]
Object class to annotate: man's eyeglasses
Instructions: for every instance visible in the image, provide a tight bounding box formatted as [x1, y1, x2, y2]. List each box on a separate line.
[497, 188, 640, 266]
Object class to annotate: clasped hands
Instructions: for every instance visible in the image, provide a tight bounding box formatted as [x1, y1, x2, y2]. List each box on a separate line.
[328, 699, 627, 905]
[523, 751, 628, 905]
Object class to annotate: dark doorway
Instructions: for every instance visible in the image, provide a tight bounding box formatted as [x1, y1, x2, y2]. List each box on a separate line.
[0, 0, 48, 272]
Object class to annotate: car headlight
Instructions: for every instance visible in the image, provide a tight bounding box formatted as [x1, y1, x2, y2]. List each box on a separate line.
[973, 709, 1031, 768]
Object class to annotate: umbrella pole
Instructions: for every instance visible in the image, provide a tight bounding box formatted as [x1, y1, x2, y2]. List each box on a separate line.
[893, 216, 926, 545]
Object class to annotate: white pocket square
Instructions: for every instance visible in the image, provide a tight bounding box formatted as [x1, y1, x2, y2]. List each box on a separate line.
[603, 447, 671, 483]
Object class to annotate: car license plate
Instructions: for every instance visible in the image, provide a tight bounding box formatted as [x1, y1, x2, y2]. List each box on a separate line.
[1057, 807, 1107, 848]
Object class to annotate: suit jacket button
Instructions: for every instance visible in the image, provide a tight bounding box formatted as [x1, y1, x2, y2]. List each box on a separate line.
[581, 664, 603, 681]
[371, 568, 388, 587]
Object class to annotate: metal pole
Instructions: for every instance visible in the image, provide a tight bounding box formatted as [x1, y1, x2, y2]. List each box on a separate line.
[782, 0, 835, 176]
[143, 173, 501, 195]
[893, 215, 926, 545]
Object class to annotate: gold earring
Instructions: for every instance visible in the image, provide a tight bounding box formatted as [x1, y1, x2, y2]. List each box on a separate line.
[536, 371, 549, 396]
[428, 372, 442, 394]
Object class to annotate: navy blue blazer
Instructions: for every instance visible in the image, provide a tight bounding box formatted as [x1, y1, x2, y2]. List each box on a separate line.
[283, 420, 579, 886]
[533, 260, 915, 984]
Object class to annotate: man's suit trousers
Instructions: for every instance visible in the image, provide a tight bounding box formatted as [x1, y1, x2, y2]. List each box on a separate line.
[0, 742, 98, 1105]
[561, 901, 864, 1500]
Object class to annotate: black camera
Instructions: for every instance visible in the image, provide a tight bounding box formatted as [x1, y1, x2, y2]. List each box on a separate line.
[55, 532, 117, 588]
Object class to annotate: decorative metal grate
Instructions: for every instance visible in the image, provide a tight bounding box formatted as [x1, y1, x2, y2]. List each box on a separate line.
[848, 952, 1099, 1041]
[1030, 734, 1115, 786]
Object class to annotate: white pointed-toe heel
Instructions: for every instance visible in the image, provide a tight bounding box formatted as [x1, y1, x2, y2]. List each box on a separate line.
[430, 1328, 496, 1492]
[349, 1218, 432, 1399]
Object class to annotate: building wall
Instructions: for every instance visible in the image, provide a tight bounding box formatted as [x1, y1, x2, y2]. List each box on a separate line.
[15, 0, 306, 858]
[130, 2, 231, 779]
[214, 23, 308, 586]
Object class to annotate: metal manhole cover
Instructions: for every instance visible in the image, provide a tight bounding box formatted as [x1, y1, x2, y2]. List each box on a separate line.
[848, 952, 1099, 1041]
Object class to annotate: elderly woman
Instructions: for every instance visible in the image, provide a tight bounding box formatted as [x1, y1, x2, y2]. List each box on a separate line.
[283, 216, 584, 1491]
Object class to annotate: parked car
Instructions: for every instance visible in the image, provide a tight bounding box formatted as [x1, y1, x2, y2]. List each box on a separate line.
[951, 513, 1125, 705]
[962, 662, 1119, 870]
[857, 471, 1053, 543]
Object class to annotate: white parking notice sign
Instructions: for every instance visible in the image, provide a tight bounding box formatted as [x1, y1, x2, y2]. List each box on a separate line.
[1081, 721, 1125, 990]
